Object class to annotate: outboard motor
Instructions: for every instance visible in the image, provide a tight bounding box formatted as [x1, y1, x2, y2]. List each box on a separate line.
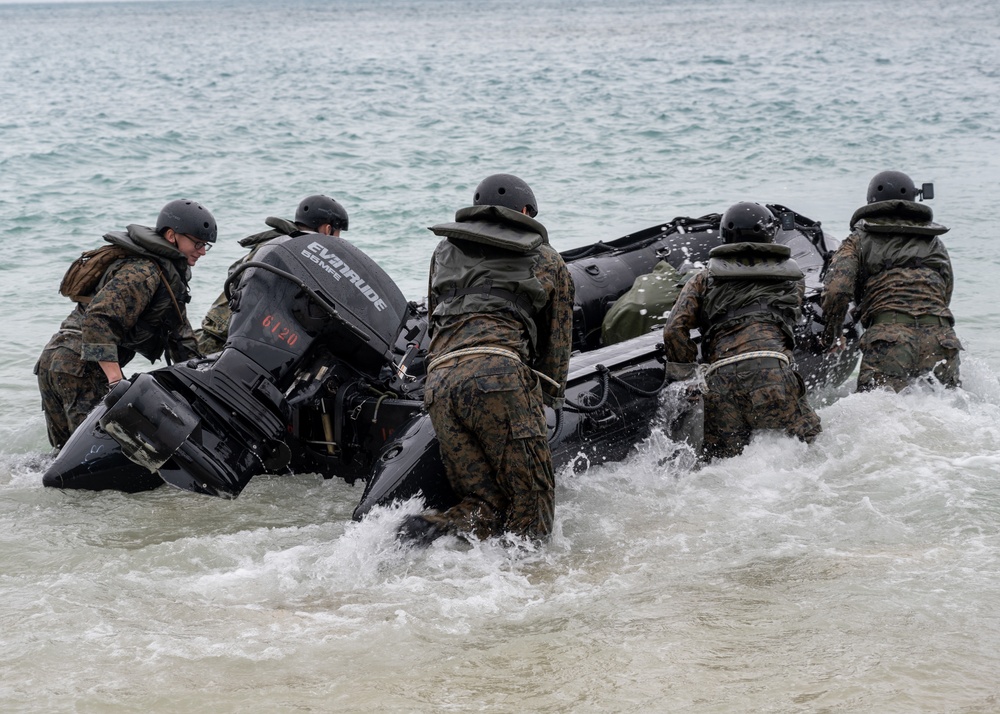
[41, 383, 166, 493]
[98, 234, 410, 497]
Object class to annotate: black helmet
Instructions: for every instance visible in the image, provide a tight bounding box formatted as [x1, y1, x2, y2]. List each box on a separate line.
[156, 199, 218, 243]
[720, 202, 778, 244]
[295, 195, 349, 232]
[867, 170, 917, 204]
[473, 174, 538, 218]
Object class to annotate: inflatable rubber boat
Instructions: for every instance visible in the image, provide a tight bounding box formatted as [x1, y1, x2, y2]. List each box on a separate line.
[42, 205, 859, 515]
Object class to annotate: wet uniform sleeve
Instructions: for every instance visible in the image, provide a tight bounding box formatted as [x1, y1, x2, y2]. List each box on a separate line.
[80, 259, 160, 363]
[533, 246, 575, 410]
[661, 270, 706, 364]
[819, 233, 861, 348]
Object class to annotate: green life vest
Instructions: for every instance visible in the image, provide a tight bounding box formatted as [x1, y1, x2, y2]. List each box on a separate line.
[238, 216, 302, 249]
[850, 200, 951, 302]
[701, 242, 802, 344]
[428, 206, 550, 352]
[706, 242, 804, 281]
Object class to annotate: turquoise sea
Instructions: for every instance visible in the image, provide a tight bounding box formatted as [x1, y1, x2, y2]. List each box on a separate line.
[2, 0, 1000, 711]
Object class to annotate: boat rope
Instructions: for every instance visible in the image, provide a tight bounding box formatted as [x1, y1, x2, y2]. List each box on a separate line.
[563, 366, 611, 413]
[609, 368, 670, 398]
[562, 362, 672, 413]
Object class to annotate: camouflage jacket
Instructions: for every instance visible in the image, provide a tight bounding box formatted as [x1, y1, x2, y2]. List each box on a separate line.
[46, 249, 197, 368]
[820, 200, 953, 347]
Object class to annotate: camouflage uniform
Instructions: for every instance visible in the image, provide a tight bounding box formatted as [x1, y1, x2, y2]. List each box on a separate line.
[36, 226, 198, 448]
[196, 217, 302, 354]
[820, 200, 960, 392]
[423, 355, 555, 540]
[662, 258, 821, 461]
[418, 206, 574, 541]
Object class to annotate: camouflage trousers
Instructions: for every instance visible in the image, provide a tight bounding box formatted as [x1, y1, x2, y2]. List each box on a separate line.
[857, 323, 961, 393]
[702, 363, 822, 460]
[422, 354, 555, 542]
[34, 347, 106, 449]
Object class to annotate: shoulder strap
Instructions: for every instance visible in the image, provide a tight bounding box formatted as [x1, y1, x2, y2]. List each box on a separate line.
[149, 262, 185, 322]
[439, 278, 537, 317]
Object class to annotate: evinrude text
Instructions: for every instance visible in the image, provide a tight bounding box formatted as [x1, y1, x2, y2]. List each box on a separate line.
[303, 242, 388, 312]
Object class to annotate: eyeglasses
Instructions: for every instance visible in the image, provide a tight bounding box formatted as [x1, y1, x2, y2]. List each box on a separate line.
[177, 232, 212, 252]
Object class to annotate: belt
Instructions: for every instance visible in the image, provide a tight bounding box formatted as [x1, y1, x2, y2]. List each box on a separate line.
[426, 346, 521, 372]
[427, 346, 562, 391]
[710, 357, 787, 375]
[870, 311, 950, 327]
[705, 349, 789, 376]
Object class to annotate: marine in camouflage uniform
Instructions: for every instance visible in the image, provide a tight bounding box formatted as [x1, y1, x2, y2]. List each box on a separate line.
[400, 175, 574, 545]
[820, 171, 960, 392]
[196, 195, 349, 354]
[662, 203, 821, 461]
[35, 200, 215, 449]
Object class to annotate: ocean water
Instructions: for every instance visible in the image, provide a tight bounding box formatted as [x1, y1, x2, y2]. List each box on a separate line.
[2, 0, 1000, 711]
